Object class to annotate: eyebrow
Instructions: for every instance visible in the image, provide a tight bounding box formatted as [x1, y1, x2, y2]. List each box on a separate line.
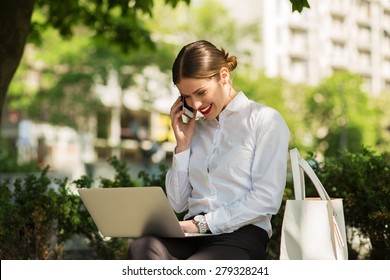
[181, 87, 206, 97]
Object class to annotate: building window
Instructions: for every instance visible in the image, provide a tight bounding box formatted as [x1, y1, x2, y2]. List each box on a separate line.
[332, 15, 345, 30]
[384, 10, 390, 29]
[384, 79, 390, 91]
[358, 24, 372, 45]
[384, 31, 390, 54]
[332, 0, 345, 11]
[358, 50, 371, 68]
[289, 28, 308, 54]
[332, 41, 346, 65]
[289, 57, 308, 83]
[357, 0, 371, 19]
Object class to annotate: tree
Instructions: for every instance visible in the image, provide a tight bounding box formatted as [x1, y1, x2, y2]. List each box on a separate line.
[234, 70, 312, 151]
[0, 0, 190, 125]
[7, 0, 263, 133]
[7, 29, 158, 131]
[0, 0, 35, 126]
[0, 0, 309, 125]
[306, 71, 379, 157]
[372, 91, 390, 153]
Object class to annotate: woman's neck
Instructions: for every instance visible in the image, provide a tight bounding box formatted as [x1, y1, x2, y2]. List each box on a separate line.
[217, 86, 238, 121]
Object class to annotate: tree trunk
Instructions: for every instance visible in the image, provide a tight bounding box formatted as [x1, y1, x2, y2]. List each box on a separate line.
[0, 0, 35, 125]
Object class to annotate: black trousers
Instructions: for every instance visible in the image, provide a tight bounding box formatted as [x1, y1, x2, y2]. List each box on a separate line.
[127, 225, 269, 260]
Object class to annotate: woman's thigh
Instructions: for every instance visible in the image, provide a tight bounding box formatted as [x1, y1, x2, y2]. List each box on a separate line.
[128, 225, 268, 260]
[193, 225, 269, 260]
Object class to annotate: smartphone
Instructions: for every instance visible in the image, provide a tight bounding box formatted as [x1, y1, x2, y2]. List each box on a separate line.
[181, 96, 195, 119]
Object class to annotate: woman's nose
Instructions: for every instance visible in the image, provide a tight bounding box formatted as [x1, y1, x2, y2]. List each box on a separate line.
[189, 97, 202, 110]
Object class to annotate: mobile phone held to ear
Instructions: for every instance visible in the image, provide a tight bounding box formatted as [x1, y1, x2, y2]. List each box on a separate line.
[181, 96, 194, 119]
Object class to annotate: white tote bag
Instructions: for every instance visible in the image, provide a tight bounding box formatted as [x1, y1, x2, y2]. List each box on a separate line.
[280, 148, 348, 260]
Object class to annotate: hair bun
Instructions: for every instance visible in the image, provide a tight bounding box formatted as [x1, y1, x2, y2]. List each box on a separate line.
[221, 47, 237, 71]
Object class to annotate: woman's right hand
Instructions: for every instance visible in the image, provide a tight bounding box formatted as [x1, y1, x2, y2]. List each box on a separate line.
[170, 96, 196, 154]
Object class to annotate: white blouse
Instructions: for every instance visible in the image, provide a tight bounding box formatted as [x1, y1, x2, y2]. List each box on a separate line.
[165, 91, 290, 237]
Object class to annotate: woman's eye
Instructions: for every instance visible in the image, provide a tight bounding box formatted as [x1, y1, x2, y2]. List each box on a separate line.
[197, 90, 206, 96]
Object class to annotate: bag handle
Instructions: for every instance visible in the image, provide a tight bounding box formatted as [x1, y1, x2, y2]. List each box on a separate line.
[290, 148, 345, 259]
[290, 148, 331, 201]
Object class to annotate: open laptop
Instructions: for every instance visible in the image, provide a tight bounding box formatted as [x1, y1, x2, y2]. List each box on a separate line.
[78, 187, 211, 238]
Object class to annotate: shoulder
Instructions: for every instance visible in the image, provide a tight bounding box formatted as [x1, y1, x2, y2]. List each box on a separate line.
[244, 101, 290, 141]
[247, 100, 285, 126]
[234, 92, 283, 120]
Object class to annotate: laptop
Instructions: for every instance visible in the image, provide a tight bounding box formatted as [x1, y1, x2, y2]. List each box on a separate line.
[77, 187, 211, 238]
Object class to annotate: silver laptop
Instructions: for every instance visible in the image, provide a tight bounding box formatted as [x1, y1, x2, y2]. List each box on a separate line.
[78, 187, 210, 238]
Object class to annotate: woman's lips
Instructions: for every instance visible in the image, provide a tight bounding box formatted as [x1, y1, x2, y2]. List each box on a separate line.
[199, 104, 212, 115]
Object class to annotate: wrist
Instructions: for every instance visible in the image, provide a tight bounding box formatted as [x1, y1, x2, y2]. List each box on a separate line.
[175, 145, 189, 154]
[193, 215, 208, 234]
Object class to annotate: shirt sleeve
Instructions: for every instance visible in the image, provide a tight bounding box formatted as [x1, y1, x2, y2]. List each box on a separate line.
[206, 109, 290, 234]
[165, 148, 192, 213]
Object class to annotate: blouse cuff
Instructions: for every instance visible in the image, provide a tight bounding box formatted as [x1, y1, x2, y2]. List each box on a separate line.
[172, 148, 191, 171]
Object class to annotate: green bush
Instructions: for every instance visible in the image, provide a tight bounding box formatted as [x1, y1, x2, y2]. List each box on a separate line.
[0, 137, 40, 173]
[73, 156, 138, 260]
[2, 148, 388, 260]
[0, 166, 91, 260]
[268, 147, 390, 260]
[314, 147, 390, 259]
[0, 167, 58, 259]
[0, 156, 169, 259]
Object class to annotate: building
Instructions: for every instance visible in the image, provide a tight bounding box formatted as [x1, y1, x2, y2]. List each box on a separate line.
[221, 0, 390, 96]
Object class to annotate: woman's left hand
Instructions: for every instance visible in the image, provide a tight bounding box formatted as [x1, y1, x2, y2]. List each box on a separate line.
[179, 220, 199, 233]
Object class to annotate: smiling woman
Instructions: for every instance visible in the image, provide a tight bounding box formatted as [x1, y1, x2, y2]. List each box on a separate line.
[127, 40, 291, 260]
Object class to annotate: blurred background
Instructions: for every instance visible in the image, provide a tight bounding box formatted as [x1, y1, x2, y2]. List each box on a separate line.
[0, 0, 389, 260]
[1, 0, 390, 179]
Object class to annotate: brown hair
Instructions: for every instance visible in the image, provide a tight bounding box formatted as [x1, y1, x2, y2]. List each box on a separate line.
[172, 40, 237, 84]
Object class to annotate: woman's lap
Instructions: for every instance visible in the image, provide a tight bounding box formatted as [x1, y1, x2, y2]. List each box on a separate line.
[127, 225, 269, 260]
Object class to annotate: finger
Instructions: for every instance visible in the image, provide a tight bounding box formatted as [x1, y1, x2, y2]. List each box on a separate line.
[170, 106, 184, 122]
[171, 96, 182, 110]
[170, 99, 183, 116]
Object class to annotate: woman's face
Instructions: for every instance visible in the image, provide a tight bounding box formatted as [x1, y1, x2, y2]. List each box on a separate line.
[176, 76, 230, 120]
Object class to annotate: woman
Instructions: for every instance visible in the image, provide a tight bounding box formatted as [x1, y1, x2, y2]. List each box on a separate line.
[128, 40, 290, 260]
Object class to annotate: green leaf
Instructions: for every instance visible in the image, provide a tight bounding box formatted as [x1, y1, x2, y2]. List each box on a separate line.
[290, 0, 310, 13]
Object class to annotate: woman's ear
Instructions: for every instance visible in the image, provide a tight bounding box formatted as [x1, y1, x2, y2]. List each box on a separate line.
[219, 67, 230, 84]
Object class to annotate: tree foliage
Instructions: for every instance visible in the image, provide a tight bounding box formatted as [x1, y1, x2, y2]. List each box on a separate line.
[31, 0, 190, 51]
[0, 0, 308, 124]
[7, 0, 261, 131]
[289, 0, 310, 12]
[0, 0, 190, 124]
[372, 91, 390, 153]
[8, 24, 177, 130]
[315, 147, 390, 259]
[306, 71, 378, 157]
